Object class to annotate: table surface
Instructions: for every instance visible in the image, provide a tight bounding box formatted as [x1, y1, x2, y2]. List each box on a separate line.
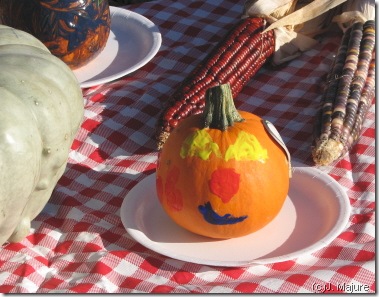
[0, 0, 375, 293]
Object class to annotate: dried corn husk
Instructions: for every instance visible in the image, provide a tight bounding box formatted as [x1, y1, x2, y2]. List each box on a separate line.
[333, 0, 375, 31]
[243, 0, 297, 22]
[243, 0, 375, 65]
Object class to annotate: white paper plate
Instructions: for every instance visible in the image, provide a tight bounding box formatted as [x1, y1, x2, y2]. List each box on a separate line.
[121, 167, 351, 267]
[73, 6, 161, 88]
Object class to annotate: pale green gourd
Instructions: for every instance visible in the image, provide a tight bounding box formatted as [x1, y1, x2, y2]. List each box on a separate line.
[0, 25, 84, 245]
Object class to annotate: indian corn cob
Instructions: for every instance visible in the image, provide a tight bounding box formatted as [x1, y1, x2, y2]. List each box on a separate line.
[156, 17, 275, 149]
[312, 20, 375, 166]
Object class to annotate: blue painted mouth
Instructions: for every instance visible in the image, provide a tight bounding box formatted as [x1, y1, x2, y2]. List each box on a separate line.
[198, 202, 248, 225]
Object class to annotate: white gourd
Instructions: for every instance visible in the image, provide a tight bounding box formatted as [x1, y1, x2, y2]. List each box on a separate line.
[0, 25, 84, 245]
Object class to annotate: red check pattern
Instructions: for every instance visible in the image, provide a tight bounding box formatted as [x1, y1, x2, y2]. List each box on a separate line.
[0, 0, 375, 293]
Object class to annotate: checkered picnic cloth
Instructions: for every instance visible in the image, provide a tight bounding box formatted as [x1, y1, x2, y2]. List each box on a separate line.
[0, 0, 375, 293]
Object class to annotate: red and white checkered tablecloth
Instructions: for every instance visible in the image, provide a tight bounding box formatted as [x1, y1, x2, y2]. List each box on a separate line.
[0, 0, 375, 293]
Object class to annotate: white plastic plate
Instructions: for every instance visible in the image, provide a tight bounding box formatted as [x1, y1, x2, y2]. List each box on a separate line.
[73, 6, 162, 88]
[121, 167, 351, 267]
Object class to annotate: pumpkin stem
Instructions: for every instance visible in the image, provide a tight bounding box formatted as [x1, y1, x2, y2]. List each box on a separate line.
[203, 84, 244, 130]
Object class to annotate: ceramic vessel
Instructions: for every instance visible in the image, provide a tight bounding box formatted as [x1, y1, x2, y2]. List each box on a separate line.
[0, 0, 111, 69]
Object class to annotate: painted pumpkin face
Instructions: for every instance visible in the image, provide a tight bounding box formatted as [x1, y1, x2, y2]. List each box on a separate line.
[156, 101, 290, 239]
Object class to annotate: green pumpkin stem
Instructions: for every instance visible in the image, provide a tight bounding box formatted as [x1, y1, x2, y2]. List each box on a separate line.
[203, 84, 244, 130]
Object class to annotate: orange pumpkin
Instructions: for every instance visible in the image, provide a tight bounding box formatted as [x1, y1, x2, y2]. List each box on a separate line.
[156, 84, 291, 239]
